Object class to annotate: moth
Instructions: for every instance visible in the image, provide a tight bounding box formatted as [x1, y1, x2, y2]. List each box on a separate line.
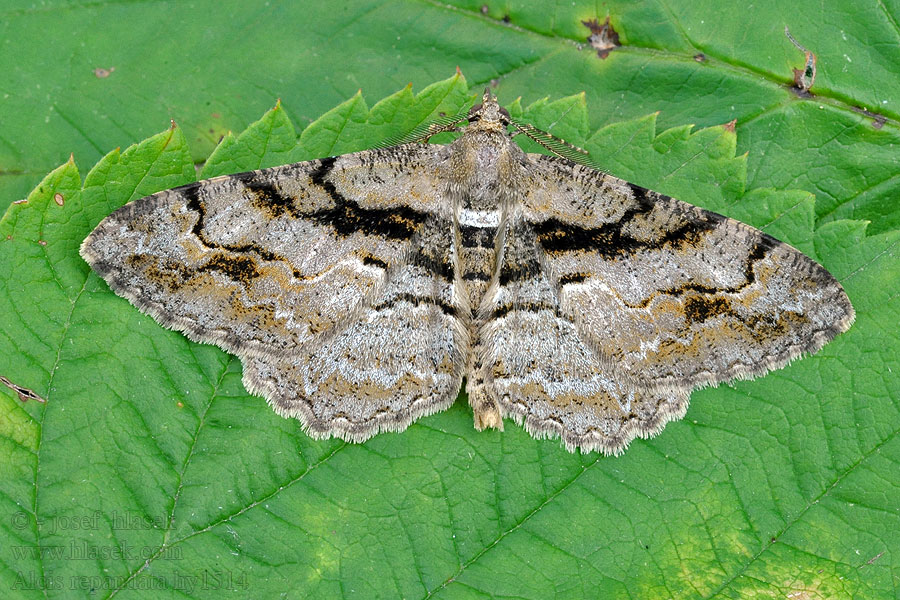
[80, 89, 854, 455]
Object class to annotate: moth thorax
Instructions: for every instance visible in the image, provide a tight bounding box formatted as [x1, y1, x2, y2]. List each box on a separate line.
[449, 134, 519, 210]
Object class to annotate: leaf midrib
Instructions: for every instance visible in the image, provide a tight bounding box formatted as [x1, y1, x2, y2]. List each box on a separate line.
[423, 0, 900, 130]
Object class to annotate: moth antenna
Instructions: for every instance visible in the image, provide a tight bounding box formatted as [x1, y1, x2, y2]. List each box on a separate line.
[510, 119, 591, 164]
[375, 111, 470, 147]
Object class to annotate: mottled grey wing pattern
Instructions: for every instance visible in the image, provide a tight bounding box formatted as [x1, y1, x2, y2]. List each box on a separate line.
[81, 144, 469, 438]
[474, 154, 853, 453]
[476, 218, 689, 453]
[522, 155, 854, 386]
[241, 214, 468, 441]
[83, 147, 448, 356]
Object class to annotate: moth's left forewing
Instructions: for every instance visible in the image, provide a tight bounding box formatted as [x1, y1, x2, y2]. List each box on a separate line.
[520, 154, 855, 392]
[80, 145, 452, 355]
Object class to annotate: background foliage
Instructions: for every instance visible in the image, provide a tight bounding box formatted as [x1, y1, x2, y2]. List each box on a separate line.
[1, 1, 898, 598]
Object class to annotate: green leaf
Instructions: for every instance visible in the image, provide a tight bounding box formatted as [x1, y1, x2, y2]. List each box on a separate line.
[3, 1, 899, 596]
[2, 73, 898, 599]
[200, 100, 298, 177]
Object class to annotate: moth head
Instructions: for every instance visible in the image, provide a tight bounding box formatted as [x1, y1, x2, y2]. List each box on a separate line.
[467, 87, 511, 132]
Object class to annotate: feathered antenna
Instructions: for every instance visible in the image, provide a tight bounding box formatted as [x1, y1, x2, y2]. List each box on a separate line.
[510, 120, 591, 164]
[375, 110, 470, 147]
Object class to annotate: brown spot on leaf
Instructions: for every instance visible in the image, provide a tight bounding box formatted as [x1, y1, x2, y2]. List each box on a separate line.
[12, 199, 27, 205]
[54, 193, 65, 206]
[851, 106, 887, 129]
[785, 27, 816, 95]
[583, 17, 620, 59]
[38, 240, 47, 246]
[1, 376, 46, 404]
[93, 66, 115, 78]
[723, 119, 737, 133]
